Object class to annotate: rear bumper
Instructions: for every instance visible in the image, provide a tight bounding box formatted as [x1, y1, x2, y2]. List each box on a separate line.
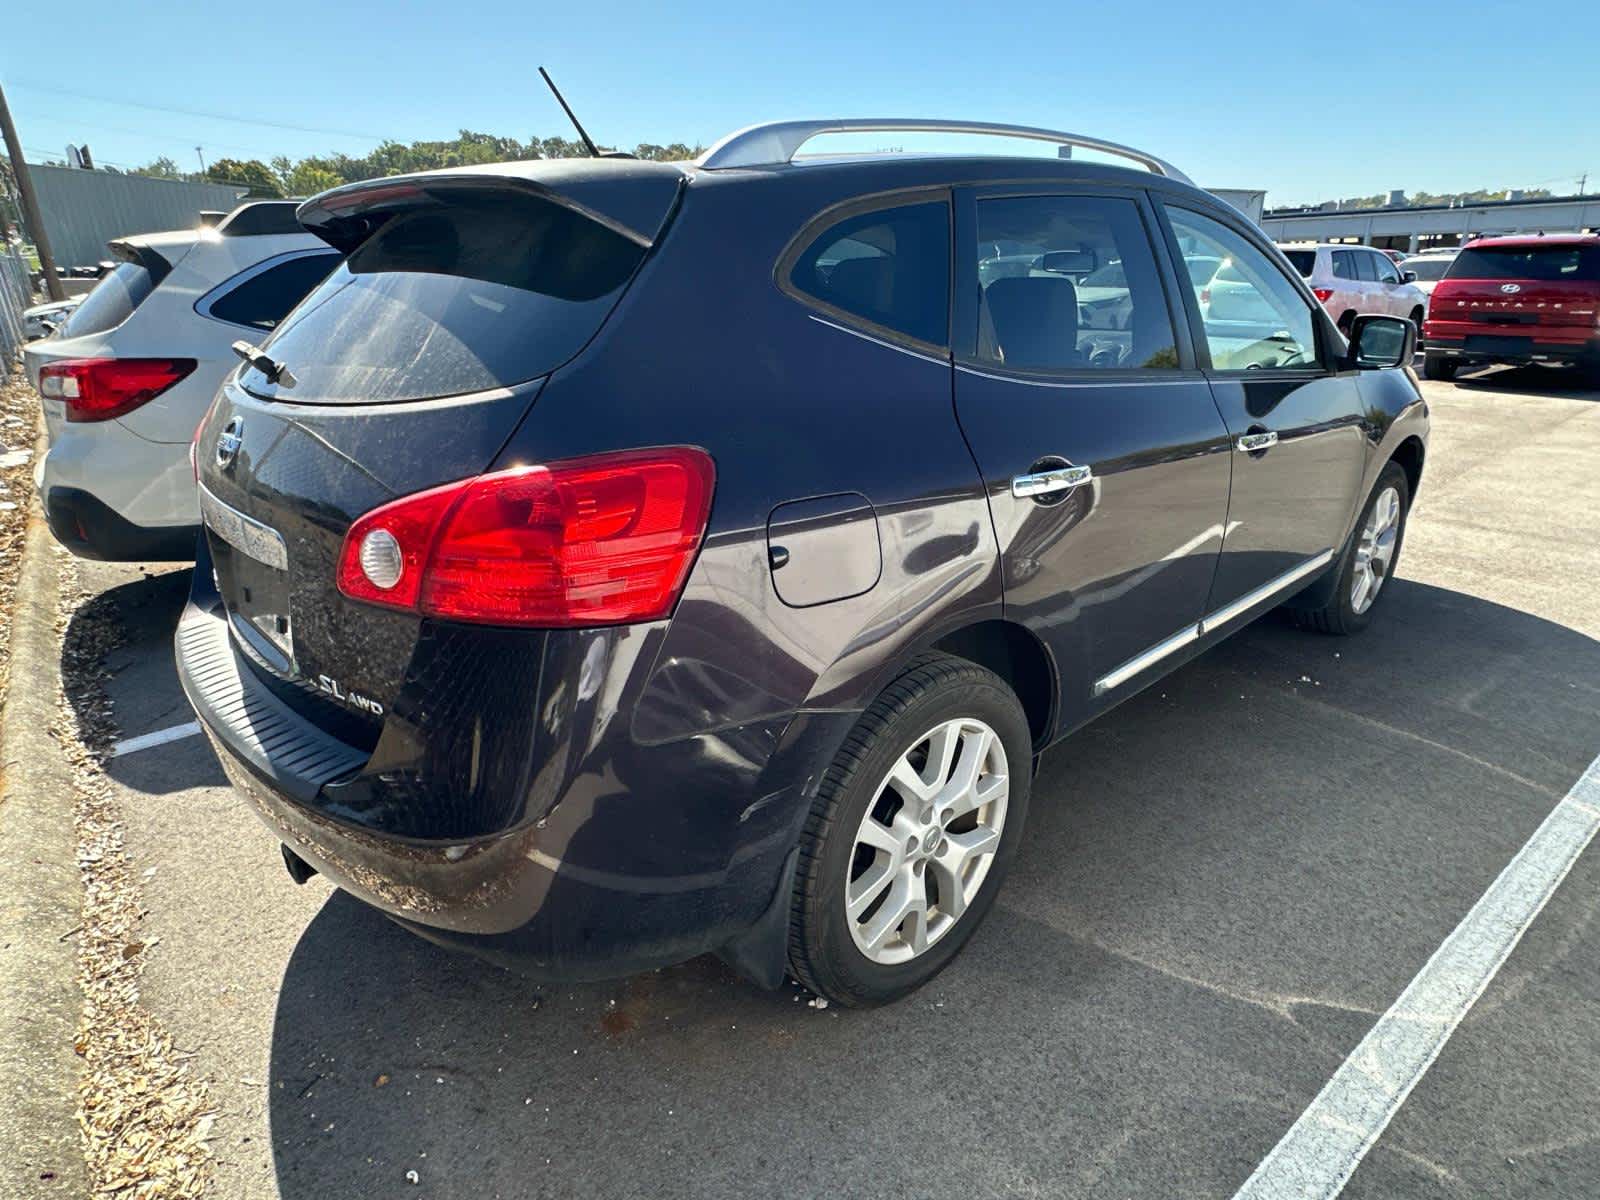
[44, 487, 198, 561]
[175, 571, 841, 983]
[1422, 322, 1600, 366]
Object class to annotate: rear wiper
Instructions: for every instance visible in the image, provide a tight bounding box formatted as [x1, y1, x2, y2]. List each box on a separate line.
[230, 340, 296, 387]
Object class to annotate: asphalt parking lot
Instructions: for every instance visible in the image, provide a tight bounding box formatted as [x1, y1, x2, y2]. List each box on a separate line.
[57, 364, 1600, 1199]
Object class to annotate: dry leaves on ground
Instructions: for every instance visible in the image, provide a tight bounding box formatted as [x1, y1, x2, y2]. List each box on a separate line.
[55, 557, 218, 1198]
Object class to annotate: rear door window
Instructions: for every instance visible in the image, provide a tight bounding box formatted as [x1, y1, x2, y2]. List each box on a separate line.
[1331, 250, 1359, 281]
[1447, 245, 1600, 281]
[58, 262, 153, 337]
[971, 194, 1177, 370]
[1352, 252, 1377, 282]
[204, 252, 340, 331]
[788, 201, 950, 346]
[239, 191, 648, 404]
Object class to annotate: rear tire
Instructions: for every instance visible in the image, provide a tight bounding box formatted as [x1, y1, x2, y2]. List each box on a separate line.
[1422, 353, 1457, 381]
[1292, 462, 1410, 636]
[787, 654, 1032, 1007]
[1409, 306, 1425, 348]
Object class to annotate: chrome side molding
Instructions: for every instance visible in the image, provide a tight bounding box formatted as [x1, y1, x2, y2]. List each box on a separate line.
[1091, 548, 1335, 697]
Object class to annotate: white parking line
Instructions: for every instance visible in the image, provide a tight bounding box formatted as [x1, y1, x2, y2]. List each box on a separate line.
[108, 721, 203, 759]
[1233, 750, 1600, 1200]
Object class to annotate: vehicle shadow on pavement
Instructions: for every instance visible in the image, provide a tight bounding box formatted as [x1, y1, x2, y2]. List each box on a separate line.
[58, 565, 228, 793]
[263, 578, 1600, 1200]
[1453, 364, 1600, 398]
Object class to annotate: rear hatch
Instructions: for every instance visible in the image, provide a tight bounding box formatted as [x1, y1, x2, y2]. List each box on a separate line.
[1431, 242, 1600, 335]
[195, 161, 683, 741]
[27, 231, 197, 440]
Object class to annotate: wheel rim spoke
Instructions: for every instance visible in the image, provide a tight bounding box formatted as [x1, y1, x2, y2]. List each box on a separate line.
[1351, 487, 1401, 614]
[847, 716, 1011, 965]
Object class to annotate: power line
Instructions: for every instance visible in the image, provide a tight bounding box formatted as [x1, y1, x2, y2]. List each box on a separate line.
[7, 80, 388, 142]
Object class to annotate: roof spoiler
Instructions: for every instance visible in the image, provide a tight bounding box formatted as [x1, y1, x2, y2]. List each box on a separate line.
[697, 118, 1192, 184]
[106, 238, 175, 289]
[296, 162, 684, 254]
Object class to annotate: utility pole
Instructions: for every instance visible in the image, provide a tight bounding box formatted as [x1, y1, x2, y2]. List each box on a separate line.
[0, 78, 64, 300]
[195, 146, 206, 175]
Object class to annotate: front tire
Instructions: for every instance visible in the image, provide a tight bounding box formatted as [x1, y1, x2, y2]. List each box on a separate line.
[1292, 462, 1411, 636]
[787, 654, 1032, 1007]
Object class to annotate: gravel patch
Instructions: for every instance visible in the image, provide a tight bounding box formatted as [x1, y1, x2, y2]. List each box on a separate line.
[0, 376, 38, 700]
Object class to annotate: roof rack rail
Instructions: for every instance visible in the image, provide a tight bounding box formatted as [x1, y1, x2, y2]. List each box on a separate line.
[696, 119, 1192, 184]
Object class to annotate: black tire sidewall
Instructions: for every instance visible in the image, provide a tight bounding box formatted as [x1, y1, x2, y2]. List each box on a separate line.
[1331, 462, 1411, 633]
[796, 664, 1032, 1006]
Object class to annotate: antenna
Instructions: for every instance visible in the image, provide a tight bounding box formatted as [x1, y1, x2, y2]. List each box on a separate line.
[538, 67, 600, 158]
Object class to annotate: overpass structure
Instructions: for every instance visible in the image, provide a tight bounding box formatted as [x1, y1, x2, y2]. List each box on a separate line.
[1260, 192, 1600, 252]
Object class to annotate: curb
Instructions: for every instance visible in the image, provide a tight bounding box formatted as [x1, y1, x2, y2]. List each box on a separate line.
[0, 482, 86, 1194]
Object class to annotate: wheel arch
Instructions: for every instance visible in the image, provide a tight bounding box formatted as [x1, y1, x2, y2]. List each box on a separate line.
[1390, 434, 1425, 501]
[925, 619, 1056, 749]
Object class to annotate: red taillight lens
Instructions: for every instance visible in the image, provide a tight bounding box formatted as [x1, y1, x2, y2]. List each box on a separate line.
[337, 447, 715, 627]
[1312, 287, 1335, 303]
[39, 358, 196, 423]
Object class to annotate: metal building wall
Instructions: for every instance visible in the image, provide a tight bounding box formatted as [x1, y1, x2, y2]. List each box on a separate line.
[28, 165, 247, 266]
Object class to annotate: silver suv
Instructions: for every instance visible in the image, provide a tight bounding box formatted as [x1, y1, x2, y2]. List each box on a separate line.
[1278, 243, 1428, 337]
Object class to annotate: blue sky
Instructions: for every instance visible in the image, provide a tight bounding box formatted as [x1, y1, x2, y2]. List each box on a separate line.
[4, 0, 1596, 206]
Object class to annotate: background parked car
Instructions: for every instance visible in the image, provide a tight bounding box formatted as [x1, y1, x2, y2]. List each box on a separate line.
[1398, 249, 1459, 312]
[1277, 243, 1428, 337]
[24, 202, 339, 560]
[1422, 234, 1600, 382]
[22, 295, 82, 340]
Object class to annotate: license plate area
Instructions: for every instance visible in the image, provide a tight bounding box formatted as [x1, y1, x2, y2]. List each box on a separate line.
[199, 486, 295, 668]
[1465, 334, 1534, 356]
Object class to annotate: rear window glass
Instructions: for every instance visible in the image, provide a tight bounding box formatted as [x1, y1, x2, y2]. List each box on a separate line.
[206, 252, 339, 331]
[1447, 245, 1600, 282]
[239, 192, 646, 404]
[789, 201, 950, 346]
[1281, 249, 1315, 277]
[59, 262, 153, 337]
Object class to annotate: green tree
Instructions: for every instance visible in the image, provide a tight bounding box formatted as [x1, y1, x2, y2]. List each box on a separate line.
[135, 156, 184, 180]
[207, 158, 283, 197]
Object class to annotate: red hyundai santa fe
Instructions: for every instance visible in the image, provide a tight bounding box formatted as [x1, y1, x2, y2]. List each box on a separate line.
[1423, 234, 1600, 383]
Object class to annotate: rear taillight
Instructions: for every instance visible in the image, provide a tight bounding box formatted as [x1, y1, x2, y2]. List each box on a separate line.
[336, 447, 715, 627]
[1312, 288, 1335, 303]
[39, 358, 196, 423]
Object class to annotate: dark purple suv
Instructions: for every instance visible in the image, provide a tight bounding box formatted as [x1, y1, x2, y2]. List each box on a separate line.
[179, 120, 1428, 1006]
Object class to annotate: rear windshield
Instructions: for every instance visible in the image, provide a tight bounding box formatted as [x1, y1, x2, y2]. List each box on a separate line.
[1281, 249, 1315, 277]
[239, 191, 646, 404]
[1403, 257, 1453, 281]
[59, 261, 153, 337]
[1447, 245, 1600, 282]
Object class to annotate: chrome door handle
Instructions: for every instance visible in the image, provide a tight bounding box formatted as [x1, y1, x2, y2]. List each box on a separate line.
[1236, 431, 1278, 453]
[1011, 464, 1093, 499]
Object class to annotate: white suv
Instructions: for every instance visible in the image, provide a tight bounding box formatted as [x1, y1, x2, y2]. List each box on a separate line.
[1277, 243, 1428, 338]
[24, 202, 338, 560]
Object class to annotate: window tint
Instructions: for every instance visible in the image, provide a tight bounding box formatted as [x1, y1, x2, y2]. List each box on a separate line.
[207, 252, 340, 330]
[239, 191, 646, 404]
[1353, 251, 1377, 282]
[59, 261, 153, 337]
[1167, 208, 1319, 370]
[972, 194, 1177, 370]
[1281, 249, 1316, 277]
[1447, 244, 1600, 282]
[1373, 253, 1401, 284]
[789, 202, 949, 345]
[1331, 249, 1358, 281]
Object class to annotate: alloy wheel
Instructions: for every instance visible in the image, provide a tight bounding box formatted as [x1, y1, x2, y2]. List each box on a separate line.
[845, 717, 1009, 965]
[1352, 485, 1401, 614]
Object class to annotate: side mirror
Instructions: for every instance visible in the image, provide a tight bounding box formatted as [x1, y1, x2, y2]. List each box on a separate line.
[1401, 270, 1417, 283]
[1343, 313, 1416, 369]
[1039, 248, 1096, 275]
